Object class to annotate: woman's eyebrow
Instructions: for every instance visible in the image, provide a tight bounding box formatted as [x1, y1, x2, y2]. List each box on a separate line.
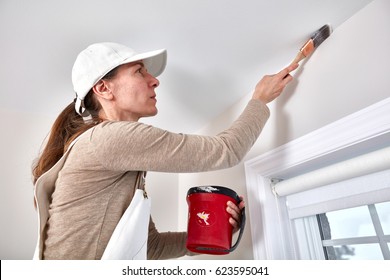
[131, 61, 145, 68]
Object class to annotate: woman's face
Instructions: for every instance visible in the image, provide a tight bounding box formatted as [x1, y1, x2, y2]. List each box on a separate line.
[103, 61, 160, 121]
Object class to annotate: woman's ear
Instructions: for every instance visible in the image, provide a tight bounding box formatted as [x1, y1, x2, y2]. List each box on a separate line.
[92, 80, 114, 101]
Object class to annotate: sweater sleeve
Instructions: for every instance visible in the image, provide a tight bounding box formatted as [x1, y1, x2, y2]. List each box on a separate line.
[147, 217, 189, 260]
[89, 99, 270, 173]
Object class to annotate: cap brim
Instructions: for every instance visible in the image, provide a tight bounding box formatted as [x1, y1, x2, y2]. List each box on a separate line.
[121, 49, 167, 77]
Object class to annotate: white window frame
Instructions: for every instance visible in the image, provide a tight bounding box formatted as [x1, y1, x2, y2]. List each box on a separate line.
[244, 97, 390, 260]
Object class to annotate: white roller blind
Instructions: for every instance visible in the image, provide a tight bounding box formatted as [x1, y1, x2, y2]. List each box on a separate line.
[273, 146, 390, 197]
[285, 169, 390, 219]
[271, 146, 390, 219]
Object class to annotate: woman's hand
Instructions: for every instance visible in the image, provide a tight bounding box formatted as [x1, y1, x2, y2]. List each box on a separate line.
[252, 63, 299, 103]
[226, 196, 245, 234]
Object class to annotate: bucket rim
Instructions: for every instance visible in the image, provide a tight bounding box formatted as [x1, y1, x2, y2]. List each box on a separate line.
[187, 186, 240, 202]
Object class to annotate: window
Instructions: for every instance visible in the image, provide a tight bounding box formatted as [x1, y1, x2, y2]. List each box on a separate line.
[244, 97, 390, 260]
[317, 201, 390, 260]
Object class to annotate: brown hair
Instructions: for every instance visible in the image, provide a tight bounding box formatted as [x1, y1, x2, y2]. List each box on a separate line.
[32, 67, 119, 184]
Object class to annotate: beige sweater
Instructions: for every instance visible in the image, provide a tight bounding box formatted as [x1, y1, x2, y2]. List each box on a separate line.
[43, 99, 270, 259]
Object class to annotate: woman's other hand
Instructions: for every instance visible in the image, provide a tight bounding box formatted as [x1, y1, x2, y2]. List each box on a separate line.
[226, 196, 245, 234]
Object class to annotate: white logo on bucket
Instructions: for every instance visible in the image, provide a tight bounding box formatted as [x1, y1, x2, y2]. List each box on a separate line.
[197, 186, 218, 193]
[197, 211, 210, 225]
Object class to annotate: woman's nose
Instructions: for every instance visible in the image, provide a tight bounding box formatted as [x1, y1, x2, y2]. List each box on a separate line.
[149, 74, 160, 88]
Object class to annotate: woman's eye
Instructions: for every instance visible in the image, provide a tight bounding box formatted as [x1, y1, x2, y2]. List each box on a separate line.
[137, 67, 146, 75]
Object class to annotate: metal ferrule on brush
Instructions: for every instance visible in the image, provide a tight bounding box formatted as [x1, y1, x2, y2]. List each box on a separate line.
[299, 40, 315, 57]
[291, 24, 331, 65]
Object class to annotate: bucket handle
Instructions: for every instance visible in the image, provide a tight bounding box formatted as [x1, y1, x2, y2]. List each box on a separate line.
[228, 206, 246, 252]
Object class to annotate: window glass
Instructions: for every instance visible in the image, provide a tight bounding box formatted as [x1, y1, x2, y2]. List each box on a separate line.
[324, 244, 383, 260]
[322, 206, 376, 239]
[375, 201, 390, 235]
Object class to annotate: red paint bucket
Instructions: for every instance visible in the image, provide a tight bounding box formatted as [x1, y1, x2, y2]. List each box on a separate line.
[186, 186, 245, 255]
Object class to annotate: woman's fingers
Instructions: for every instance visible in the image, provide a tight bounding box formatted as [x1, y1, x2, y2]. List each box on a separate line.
[227, 196, 245, 232]
[252, 63, 299, 103]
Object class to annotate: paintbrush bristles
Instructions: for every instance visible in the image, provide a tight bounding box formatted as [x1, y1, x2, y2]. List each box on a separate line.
[311, 24, 332, 48]
[290, 24, 332, 65]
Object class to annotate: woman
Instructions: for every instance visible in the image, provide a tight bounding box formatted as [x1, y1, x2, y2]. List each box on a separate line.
[32, 42, 298, 259]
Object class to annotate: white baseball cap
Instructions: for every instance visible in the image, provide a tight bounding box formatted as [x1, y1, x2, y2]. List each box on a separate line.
[72, 42, 167, 116]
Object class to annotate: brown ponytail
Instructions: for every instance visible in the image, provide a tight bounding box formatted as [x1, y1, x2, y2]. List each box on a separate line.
[32, 92, 102, 184]
[32, 66, 119, 184]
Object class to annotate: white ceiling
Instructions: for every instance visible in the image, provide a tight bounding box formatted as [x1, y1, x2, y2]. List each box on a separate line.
[0, 0, 373, 133]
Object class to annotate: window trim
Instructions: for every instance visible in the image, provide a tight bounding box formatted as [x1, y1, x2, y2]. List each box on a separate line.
[244, 97, 390, 259]
[293, 216, 325, 259]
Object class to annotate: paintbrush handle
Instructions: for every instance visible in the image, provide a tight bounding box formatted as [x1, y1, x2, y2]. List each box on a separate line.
[291, 51, 306, 65]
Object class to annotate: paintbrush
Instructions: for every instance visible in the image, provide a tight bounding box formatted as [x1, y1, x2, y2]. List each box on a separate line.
[291, 24, 332, 65]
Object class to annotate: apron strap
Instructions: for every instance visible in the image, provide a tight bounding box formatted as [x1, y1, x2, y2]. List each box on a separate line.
[135, 171, 148, 198]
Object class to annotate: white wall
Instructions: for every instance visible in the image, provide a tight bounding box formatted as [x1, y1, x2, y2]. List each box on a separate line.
[176, 0, 390, 259]
[0, 110, 53, 259]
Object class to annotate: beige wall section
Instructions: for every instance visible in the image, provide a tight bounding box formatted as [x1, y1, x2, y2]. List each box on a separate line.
[173, 0, 389, 259]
